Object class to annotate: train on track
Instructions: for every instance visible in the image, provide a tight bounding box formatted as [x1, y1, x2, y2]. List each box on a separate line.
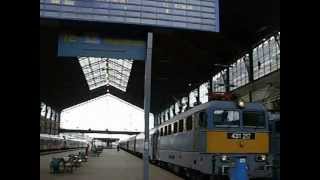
[120, 97, 273, 180]
[40, 134, 89, 151]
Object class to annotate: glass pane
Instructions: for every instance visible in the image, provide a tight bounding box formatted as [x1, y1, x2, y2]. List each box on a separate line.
[213, 110, 240, 127]
[189, 89, 198, 107]
[243, 111, 265, 128]
[212, 70, 226, 92]
[41, 102, 46, 117]
[170, 105, 174, 119]
[178, 119, 184, 132]
[186, 116, 192, 130]
[175, 101, 180, 115]
[199, 82, 209, 103]
[78, 57, 133, 92]
[46, 106, 51, 119]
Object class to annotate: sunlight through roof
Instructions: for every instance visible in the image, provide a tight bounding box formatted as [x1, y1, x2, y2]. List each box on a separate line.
[78, 57, 133, 92]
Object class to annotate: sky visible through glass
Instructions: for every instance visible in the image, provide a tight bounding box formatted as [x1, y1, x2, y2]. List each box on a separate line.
[61, 93, 154, 140]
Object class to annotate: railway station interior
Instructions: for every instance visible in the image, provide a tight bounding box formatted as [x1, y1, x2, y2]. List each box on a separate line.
[40, 0, 279, 180]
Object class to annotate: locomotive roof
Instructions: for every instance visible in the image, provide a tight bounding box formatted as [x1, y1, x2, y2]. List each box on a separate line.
[158, 101, 266, 127]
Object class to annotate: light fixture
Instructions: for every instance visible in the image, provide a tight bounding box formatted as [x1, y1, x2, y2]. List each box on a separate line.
[238, 100, 245, 108]
[221, 155, 228, 162]
[256, 154, 267, 162]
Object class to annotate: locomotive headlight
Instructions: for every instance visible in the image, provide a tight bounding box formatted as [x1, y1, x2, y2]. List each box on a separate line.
[221, 155, 228, 161]
[256, 154, 267, 161]
[238, 100, 245, 108]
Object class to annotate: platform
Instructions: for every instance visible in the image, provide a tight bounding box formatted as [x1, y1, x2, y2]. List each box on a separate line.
[40, 149, 183, 180]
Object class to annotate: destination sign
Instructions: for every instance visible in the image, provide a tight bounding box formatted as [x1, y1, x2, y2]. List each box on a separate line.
[40, 0, 219, 32]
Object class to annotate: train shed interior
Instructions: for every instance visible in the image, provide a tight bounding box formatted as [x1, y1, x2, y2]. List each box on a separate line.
[39, 0, 280, 180]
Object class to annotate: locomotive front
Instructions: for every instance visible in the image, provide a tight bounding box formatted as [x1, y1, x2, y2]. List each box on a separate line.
[204, 101, 272, 179]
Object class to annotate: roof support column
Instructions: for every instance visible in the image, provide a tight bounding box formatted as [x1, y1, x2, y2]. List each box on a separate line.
[143, 32, 153, 180]
[247, 52, 254, 102]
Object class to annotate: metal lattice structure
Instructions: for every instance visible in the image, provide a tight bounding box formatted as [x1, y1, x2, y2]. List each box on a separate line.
[79, 57, 133, 92]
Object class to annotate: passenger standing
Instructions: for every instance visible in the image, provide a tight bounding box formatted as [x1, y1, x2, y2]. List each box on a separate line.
[85, 144, 89, 156]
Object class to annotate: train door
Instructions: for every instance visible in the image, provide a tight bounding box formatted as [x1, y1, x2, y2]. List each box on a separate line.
[152, 130, 159, 160]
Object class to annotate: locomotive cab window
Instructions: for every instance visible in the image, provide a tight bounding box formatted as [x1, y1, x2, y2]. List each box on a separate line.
[186, 116, 193, 130]
[178, 119, 184, 132]
[243, 111, 265, 128]
[213, 110, 240, 127]
[199, 111, 207, 128]
[173, 122, 178, 133]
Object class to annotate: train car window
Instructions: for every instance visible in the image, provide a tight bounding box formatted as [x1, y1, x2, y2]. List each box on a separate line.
[199, 111, 207, 128]
[213, 110, 240, 126]
[173, 122, 178, 133]
[168, 124, 172, 135]
[243, 111, 265, 128]
[160, 128, 163, 136]
[186, 116, 193, 130]
[164, 126, 168, 136]
[178, 119, 184, 132]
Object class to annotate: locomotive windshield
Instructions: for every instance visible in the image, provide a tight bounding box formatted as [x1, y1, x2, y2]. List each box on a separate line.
[243, 111, 265, 128]
[213, 110, 240, 127]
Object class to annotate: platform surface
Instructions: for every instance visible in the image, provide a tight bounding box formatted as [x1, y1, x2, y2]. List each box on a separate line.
[40, 149, 183, 180]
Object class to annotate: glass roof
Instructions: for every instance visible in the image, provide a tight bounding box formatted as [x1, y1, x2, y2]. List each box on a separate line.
[78, 57, 133, 92]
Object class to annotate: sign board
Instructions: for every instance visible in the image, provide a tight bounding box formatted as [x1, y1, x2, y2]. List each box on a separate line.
[227, 133, 255, 140]
[40, 0, 219, 32]
[58, 34, 146, 60]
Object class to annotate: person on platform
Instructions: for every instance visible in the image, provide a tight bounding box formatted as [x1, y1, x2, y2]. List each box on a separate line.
[85, 144, 90, 156]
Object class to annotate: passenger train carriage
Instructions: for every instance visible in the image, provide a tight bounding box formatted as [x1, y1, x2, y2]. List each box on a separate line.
[120, 99, 273, 179]
[40, 134, 88, 151]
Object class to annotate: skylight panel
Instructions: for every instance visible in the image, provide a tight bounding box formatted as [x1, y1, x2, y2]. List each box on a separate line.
[79, 57, 133, 92]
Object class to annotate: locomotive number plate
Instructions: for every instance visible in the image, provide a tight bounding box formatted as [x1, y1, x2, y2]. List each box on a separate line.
[227, 133, 255, 140]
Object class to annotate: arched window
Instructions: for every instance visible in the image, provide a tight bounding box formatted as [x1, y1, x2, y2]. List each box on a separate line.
[41, 102, 46, 117]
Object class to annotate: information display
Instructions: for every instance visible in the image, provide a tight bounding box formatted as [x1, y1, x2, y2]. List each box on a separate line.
[58, 34, 146, 60]
[40, 0, 219, 32]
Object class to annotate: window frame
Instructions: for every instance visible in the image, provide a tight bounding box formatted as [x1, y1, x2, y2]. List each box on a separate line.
[178, 119, 184, 132]
[186, 116, 193, 131]
[213, 109, 240, 127]
[173, 122, 178, 133]
[164, 126, 168, 136]
[199, 111, 207, 128]
[242, 111, 266, 128]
